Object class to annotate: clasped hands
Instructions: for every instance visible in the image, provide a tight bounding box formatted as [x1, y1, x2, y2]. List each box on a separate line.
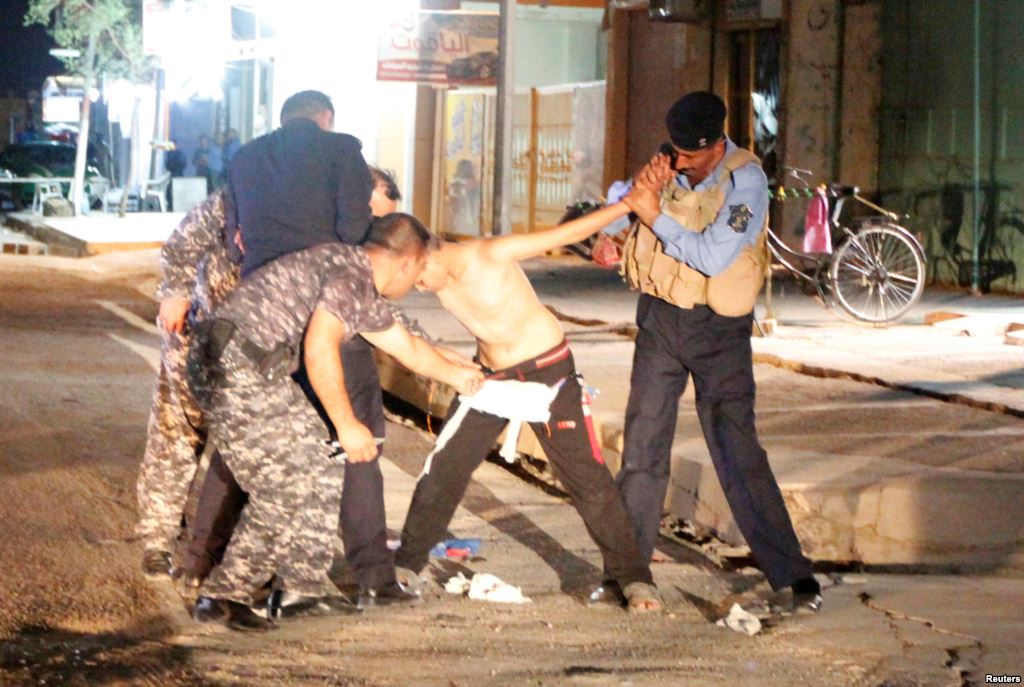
[622, 152, 676, 228]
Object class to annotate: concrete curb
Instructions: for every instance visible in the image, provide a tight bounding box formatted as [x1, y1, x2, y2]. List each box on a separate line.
[374, 303, 1024, 568]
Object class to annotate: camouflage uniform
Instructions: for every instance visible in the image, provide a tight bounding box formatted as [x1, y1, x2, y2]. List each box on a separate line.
[136, 191, 239, 554]
[192, 243, 395, 605]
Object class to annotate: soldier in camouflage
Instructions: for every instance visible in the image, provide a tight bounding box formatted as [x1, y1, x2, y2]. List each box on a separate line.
[136, 190, 238, 577]
[188, 213, 482, 632]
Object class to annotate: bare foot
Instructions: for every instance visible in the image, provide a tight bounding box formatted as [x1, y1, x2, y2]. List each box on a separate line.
[622, 582, 663, 613]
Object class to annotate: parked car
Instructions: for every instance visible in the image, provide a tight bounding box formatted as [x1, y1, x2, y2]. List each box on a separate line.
[0, 141, 102, 209]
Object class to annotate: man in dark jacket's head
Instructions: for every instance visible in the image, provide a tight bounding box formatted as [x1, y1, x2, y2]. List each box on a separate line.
[280, 90, 335, 131]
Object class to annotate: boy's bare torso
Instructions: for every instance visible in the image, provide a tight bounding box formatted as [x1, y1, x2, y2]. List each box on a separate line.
[436, 242, 564, 371]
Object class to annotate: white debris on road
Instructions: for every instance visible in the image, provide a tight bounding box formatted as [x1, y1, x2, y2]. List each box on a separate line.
[717, 603, 762, 636]
[444, 572, 533, 604]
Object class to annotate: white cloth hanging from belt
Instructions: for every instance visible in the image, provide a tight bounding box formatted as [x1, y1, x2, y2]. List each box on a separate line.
[422, 378, 562, 474]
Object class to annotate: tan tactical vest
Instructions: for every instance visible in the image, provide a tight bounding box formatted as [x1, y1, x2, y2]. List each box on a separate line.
[622, 148, 769, 317]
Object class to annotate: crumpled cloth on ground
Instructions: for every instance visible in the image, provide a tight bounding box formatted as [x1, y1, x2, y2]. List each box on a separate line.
[426, 378, 561, 470]
[716, 602, 762, 636]
[444, 572, 532, 604]
[430, 538, 482, 559]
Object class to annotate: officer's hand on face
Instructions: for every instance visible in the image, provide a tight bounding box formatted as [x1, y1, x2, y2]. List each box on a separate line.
[336, 420, 378, 463]
[636, 154, 675, 193]
[158, 297, 191, 334]
[623, 183, 663, 228]
[449, 366, 485, 396]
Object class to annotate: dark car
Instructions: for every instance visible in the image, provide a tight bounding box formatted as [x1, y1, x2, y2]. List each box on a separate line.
[0, 140, 102, 209]
[446, 51, 499, 84]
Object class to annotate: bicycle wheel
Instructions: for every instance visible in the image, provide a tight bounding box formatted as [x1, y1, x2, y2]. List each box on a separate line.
[829, 224, 925, 324]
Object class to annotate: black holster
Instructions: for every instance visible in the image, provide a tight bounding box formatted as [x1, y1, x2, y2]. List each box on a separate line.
[187, 318, 236, 405]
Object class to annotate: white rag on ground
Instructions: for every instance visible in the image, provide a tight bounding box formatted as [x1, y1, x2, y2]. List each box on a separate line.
[444, 572, 532, 604]
[716, 603, 762, 636]
[423, 379, 561, 473]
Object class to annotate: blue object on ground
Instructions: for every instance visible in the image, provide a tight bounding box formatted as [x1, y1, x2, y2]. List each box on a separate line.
[428, 538, 482, 558]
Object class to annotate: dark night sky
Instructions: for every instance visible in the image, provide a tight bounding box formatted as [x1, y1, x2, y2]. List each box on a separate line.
[0, 0, 64, 97]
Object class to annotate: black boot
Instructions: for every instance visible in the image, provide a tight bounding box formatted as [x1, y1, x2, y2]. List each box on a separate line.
[357, 580, 421, 609]
[790, 577, 823, 614]
[193, 596, 275, 632]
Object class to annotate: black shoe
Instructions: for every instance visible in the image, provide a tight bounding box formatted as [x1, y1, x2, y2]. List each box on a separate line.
[142, 549, 176, 579]
[587, 580, 625, 607]
[193, 596, 275, 632]
[358, 581, 421, 608]
[275, 594, 362, 619]
[791, 577, 823, 614]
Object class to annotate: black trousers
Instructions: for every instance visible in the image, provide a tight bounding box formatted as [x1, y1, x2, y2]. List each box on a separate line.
[185, 336, 396, 589]
[616, 295, 812, 591]
[395, 342, 653, 589]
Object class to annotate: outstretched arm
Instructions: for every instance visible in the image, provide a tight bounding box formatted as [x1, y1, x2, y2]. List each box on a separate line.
[479, 202, 630, 263]
[362, 322, 483, 395]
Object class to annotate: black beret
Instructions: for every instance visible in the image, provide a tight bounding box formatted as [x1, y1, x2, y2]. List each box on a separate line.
[665, 91, 726, 151]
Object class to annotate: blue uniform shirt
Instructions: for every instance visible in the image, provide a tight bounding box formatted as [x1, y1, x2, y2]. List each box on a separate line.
[650, 139, 768, 277]
[604, 139, 768, 277]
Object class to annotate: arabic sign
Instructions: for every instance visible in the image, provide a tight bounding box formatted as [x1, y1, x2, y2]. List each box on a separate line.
[377, 11, 500, 87]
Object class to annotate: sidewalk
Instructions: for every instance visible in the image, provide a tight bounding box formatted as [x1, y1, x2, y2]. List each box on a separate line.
[5, 210, 182, 257]
[379, 256, 1024, 569]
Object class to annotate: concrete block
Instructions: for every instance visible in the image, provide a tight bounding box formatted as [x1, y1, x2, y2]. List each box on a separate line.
[42, 197, 73, 217]
[931, 313, 1012, 337]
[1005, 323, 1024, 347]
[171, 177, 208, 213]
[664, 448, 1024, 568]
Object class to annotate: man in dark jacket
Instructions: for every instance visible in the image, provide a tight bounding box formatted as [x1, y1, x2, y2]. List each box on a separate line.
[199, 90, 416, 607]
[225, 91, 372, 275]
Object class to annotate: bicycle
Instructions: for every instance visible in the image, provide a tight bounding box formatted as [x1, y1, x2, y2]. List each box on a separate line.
[765, 167, 927, 325]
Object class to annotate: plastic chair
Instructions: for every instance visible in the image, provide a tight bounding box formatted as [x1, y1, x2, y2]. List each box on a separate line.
[143, 172, 171, 212]
[85, 176, 110, 213]
[32, 181, 64, 214]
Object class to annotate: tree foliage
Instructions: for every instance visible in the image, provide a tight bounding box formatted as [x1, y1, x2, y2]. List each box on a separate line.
[25, 0, 152, 82]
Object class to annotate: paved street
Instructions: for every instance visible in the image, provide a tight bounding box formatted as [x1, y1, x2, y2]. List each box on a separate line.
[0, 249, 1022, 686]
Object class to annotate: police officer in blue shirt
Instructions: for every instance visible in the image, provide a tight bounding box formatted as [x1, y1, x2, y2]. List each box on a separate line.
[612, 91, 821, 612]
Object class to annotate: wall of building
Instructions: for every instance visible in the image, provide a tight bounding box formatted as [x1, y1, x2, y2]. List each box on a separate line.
[880, 0, 1024, 293]
[623, 14, 713, 177]
[773, 0, 841, 239]
[837, 1, 881, 195]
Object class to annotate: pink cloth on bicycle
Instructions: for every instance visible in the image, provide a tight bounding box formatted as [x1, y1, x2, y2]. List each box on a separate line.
[802, 189, 832, 254]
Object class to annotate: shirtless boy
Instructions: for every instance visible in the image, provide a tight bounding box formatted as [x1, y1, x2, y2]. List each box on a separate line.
[394, 202, 661, 612]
